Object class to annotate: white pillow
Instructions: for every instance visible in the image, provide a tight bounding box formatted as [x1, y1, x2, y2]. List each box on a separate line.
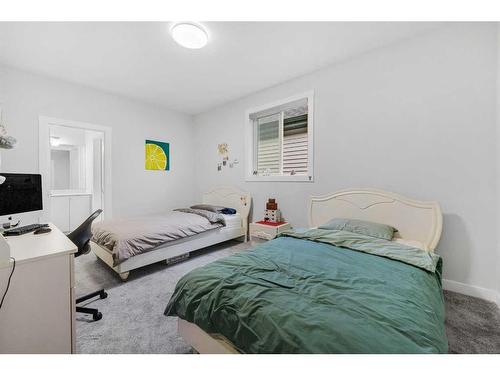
[392, 238, 429, 252]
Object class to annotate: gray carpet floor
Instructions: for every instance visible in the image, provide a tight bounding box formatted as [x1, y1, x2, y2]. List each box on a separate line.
[76, 240, 500, 354]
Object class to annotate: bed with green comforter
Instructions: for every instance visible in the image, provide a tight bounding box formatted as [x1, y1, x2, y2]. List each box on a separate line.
[164, 229, 448, 353]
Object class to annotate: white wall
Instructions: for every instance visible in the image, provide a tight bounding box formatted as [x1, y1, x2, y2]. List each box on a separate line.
[193, 24, 500, 297]
[0, 65, 196, 219]
[497, 24, 500, 304]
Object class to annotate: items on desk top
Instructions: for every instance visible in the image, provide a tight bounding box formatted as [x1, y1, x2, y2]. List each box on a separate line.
[0, 173, 43, 216]
[3, 223, 49, 236]
[2, 219, 20, 230]
[34, 227, 52, 235]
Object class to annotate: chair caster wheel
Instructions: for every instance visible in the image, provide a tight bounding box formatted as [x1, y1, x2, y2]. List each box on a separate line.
[100, 291, 108, 299]
[93, 312, 102, 321]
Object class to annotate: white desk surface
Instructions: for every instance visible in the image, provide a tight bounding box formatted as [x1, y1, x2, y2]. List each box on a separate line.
[0, 223, 77, 268]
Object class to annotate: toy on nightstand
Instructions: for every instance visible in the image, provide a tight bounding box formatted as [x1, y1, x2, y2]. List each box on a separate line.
[251, 198, 290, 239]
[264, 198, 282, 223]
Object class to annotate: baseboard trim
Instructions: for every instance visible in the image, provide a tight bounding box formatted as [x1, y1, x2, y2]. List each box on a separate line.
[443, 279, 500, 307]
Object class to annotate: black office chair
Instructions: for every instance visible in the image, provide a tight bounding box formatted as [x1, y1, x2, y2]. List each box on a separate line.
[67, 209, 107, 321]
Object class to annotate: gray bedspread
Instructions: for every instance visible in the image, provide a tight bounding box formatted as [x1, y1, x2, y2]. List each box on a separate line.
[91, 210, 223, 266]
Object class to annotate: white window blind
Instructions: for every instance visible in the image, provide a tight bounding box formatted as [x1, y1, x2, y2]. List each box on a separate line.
[256, 113, 281, 175]
[253, 106, 308, 177]
[247, 92, 313, 182]
[283, 114, 308, 175]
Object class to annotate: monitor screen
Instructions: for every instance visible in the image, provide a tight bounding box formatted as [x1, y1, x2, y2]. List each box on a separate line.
[0, 173, 43, 216]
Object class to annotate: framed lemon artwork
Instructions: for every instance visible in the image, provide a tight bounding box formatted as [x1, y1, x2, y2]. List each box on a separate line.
[145, 140, 170, 171]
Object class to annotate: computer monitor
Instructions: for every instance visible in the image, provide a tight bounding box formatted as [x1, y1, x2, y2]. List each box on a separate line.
[0, 173, 43, 216]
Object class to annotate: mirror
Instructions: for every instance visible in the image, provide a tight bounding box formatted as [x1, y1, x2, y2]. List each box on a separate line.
[49, 125, 87, 192]
[51, 149, 70, 189]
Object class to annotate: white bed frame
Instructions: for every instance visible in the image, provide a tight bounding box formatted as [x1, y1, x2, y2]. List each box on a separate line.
[177, 188, 443, 354]
[309, 188, 442, 251]
[91, 187, 251, 281]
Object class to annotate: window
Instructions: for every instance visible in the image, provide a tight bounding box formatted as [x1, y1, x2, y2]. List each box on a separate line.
[246, 92, 313, 182]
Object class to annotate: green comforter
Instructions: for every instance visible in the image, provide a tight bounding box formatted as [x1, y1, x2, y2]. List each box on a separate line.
[165, 229, 448, 353]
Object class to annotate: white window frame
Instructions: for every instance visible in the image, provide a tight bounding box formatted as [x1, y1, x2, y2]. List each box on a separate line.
[245, 91, 314, 182]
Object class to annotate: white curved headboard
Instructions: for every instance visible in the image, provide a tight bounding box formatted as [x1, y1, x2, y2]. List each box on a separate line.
[309, 188, 443, 251]
[202, 186, 251, 240]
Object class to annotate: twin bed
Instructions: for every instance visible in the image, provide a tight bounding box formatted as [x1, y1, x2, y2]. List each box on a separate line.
[90, 187, 251, 280]
[165, 188, 447, 353]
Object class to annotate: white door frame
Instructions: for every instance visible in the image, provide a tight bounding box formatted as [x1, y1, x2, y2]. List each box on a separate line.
[38, 116, 112, 222]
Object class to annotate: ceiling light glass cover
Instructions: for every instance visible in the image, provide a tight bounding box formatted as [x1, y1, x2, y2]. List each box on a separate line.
[171, 23, 208, 49]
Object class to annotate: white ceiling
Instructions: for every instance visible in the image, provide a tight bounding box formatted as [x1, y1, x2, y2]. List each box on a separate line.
[0, 22, 442, 115]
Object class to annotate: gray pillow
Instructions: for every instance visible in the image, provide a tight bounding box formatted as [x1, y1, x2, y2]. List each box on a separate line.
[318, 218, 395, 240]
[175, 208, 224, 224]
[190, 204, 225, 213]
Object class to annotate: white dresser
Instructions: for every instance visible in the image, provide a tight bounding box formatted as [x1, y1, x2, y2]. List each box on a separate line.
[0, 224, 77, 353]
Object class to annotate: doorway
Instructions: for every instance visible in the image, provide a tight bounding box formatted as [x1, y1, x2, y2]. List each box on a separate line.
[39, 116, 112, 232]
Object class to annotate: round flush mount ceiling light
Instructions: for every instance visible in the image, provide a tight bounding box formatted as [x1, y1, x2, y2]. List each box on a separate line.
[171, 23, 208, 49]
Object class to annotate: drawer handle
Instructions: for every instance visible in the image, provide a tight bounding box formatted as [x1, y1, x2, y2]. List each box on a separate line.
[252, 230, 274, 240]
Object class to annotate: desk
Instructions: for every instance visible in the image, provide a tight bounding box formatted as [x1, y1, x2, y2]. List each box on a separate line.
[0, 223, 77, 353]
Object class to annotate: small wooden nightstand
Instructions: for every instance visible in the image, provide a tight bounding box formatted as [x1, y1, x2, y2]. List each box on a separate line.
[249, 222, 292, 241]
